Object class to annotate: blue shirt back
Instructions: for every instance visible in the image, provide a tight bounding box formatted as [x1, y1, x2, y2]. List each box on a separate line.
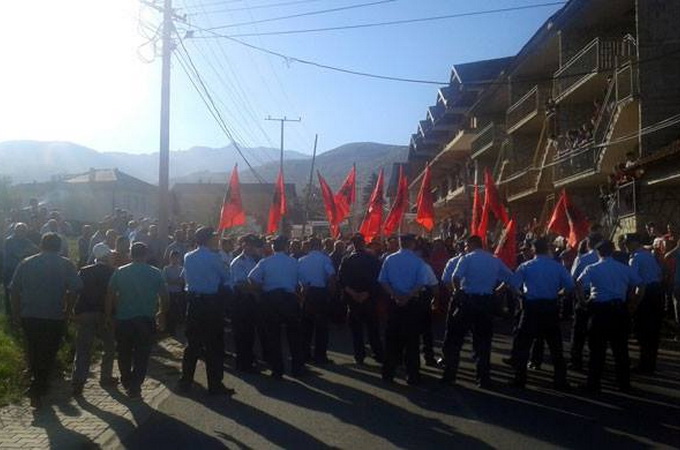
[230, 252, 258, 288]
[441, 255, 463, 285]
[298, 250, 335, 288]
[378, 249, 430, 297]
[248, 252, 299, 293]
[513, 255, 575, 301]
[629, 249, 662, 285]
[452, 249, 513, 296]
[182, 246, 229, 294]
[577, 257, 643, 302]
[571, 250, 598, 279]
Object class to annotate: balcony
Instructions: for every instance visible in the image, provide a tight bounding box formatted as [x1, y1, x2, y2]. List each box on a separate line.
[553, 38, 620, 102]
[615, 64, 635, 103]
[504, 169, 538, 201]
[507, 86, 541, 134]
[553, 146, 600, 186]
[471, 122, 505, 159]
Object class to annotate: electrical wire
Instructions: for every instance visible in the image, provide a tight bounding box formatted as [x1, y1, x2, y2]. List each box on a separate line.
[205, 0, 397, 30]
[188, 0, 330, 14]
[197, 1, 564, 36]
[175, 40, 267, 183]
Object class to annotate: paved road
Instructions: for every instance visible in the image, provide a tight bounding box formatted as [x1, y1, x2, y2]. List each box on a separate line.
[121, 322, 680, 450]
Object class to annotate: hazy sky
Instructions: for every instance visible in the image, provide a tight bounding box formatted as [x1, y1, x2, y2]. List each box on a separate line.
[0, 0, 562, 163]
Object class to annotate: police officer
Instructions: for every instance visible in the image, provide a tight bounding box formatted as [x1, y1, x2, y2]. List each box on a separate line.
[509, 238, 573, 389]
[229, 234, 263, 373]
[440, 235, 513, 388]
[576, 240, 643, 392]
[624, 232, 663, 374]
[248, 235, 304, 379]
[378, 234, 431, 385]
[338, 234, 384, 365]
[298, 237, 336, 364]
[179, 226, 234, 396]
[569, 233, 603, 371]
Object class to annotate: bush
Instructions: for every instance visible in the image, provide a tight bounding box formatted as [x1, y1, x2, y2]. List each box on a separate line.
[0, 316, 27, 405]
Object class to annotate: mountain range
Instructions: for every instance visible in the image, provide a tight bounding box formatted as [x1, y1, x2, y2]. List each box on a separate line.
[0, 140, 408, 190]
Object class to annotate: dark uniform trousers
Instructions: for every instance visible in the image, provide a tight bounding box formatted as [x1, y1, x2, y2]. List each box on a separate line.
[417, 288, 435, 363]
[231, 288, 258, 371]
[116, 317, 154, 394]
[22, 318, 65, 396]
[634, 282, 664, 372]
[347, 296, 384, 363]
[570, 294, 589, 368]
[587, 300, 630, 390]
[261, 289, 305, 376]
[181, 294, 226, 390]
[441, 293, 494, 384]
[382, 298, 421, 382]
[166, 291, 187, 336]
[302, 287, 331, 361]
[513, 299, 567, 386]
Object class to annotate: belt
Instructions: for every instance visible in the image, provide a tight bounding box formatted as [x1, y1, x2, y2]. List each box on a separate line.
[462, 292, 493, 298]
[524, 298, 558, 302]
[187, 292, 219, 300]
[591, 299, 624, 305]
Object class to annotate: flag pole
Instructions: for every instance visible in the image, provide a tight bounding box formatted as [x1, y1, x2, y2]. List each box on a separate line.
[302, 134, 318, 237]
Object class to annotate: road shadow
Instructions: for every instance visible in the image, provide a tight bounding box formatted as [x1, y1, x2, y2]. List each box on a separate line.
[31, 405, 101, 449]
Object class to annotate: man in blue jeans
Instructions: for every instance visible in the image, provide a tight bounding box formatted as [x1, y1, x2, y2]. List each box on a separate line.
[106, 242, 168, 399]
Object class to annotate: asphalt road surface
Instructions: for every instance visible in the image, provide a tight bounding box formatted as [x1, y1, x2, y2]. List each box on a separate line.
[121, 320, 680, 450]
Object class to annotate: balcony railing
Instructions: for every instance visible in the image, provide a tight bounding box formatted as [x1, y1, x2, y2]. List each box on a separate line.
[471, 122, 505, 159]
[553, 146, 599, 184]
[615, 64, 634, 103]
[554, 37, 620, 100]
[507, 86, 540, 133]
[505, 169, 538, 199]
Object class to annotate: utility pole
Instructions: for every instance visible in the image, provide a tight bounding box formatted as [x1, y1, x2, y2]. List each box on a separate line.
[158, 0, 173, 250]
[302, 134, 319, 237]
[265, 116, 301, 169]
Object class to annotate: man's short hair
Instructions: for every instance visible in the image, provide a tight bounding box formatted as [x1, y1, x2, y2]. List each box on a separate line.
[399, 234, 417, 246]
[272, 235, 289, 252]
[586, 233, 603, 250]
[41, 232, 62, 253]
[595, 240, 614, 257]
[131, 242, 148, 260]
[532, 238, 549, 255]
[466, 235, 483, 248]
[308, 237, 322, 250]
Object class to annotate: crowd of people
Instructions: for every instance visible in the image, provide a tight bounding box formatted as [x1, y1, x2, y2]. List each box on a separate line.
[1, 203, 679, 408]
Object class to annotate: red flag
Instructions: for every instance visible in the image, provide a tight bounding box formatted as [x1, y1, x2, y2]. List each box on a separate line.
[218, 164, 246, 231]
[470, 183, 482, 236]
[383, 166, 408, 237]
[495, 218, 517, 270]
[477, 169, 509, 246]
[335, 164, 356, 223]
[266, 169, 287, 234]
[359, 169, 384, 243]
[546, 190, 590, 248]
[415, 164, 435, 232]
[318, 172, 339, 238]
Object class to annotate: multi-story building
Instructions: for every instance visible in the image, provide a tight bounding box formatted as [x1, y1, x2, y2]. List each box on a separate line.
[406, 0, 680, 238]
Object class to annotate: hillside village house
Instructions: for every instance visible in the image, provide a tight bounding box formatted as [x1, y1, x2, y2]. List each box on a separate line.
[13, 169, 157, 224]
[405, 0, 680, 238]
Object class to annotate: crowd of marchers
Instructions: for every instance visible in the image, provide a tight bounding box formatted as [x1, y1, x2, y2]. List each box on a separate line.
[1, 203, 679, 408]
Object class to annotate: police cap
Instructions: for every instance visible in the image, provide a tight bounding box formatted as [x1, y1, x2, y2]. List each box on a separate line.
[195, 226, 217, 245]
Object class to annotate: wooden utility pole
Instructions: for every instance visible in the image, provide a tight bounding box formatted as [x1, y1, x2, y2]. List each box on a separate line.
[158, 0, 173, 250]
[266, 116, 301, 232]
[302, 134, 319, 237]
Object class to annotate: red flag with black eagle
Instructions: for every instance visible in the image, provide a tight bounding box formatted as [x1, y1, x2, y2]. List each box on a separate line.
[266, 168, 287, 234]
[547, 189, 590, 248]
[218, 164, 247, 231]
[415, 164, 435, 232]
[335, 164, 356, 224]
[383, 166, 408, 237]
[495, 218, 517, 270]
[477, 168, 509, 246]
[318, 171, 340, 238]
[359, 168, 385, 243]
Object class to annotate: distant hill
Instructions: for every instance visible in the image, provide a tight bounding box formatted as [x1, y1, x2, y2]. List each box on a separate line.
[175, 142, 410, 190]
[0, 140, 307, 184]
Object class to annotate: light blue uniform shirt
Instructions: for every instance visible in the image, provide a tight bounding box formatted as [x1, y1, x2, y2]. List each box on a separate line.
[513, 255, 575, 301]
[423, 262, 439, 287]
[571, 250, 598, 279]
[298, 250, 335, 288]
[230, 252, 258, 288]
[182, 246, 230, 294]
[378, 249, 430, 297]
[248, 252, 299, 293]
[629, 248, 662, 285]
[452, 249, 513, 296]
[441, 255, 463, 285]
[577, 257, 643, 302]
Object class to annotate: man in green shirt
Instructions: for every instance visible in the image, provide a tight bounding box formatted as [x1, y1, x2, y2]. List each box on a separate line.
[106, 242, 168, 399]
[10, 232, 82, 408]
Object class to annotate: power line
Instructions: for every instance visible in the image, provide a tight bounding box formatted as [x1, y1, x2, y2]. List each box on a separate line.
[175, 38, 267, 182]
[205, 0, 396, 30]
[196, 1, 565, 37]
[188, 0, 333, 14]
